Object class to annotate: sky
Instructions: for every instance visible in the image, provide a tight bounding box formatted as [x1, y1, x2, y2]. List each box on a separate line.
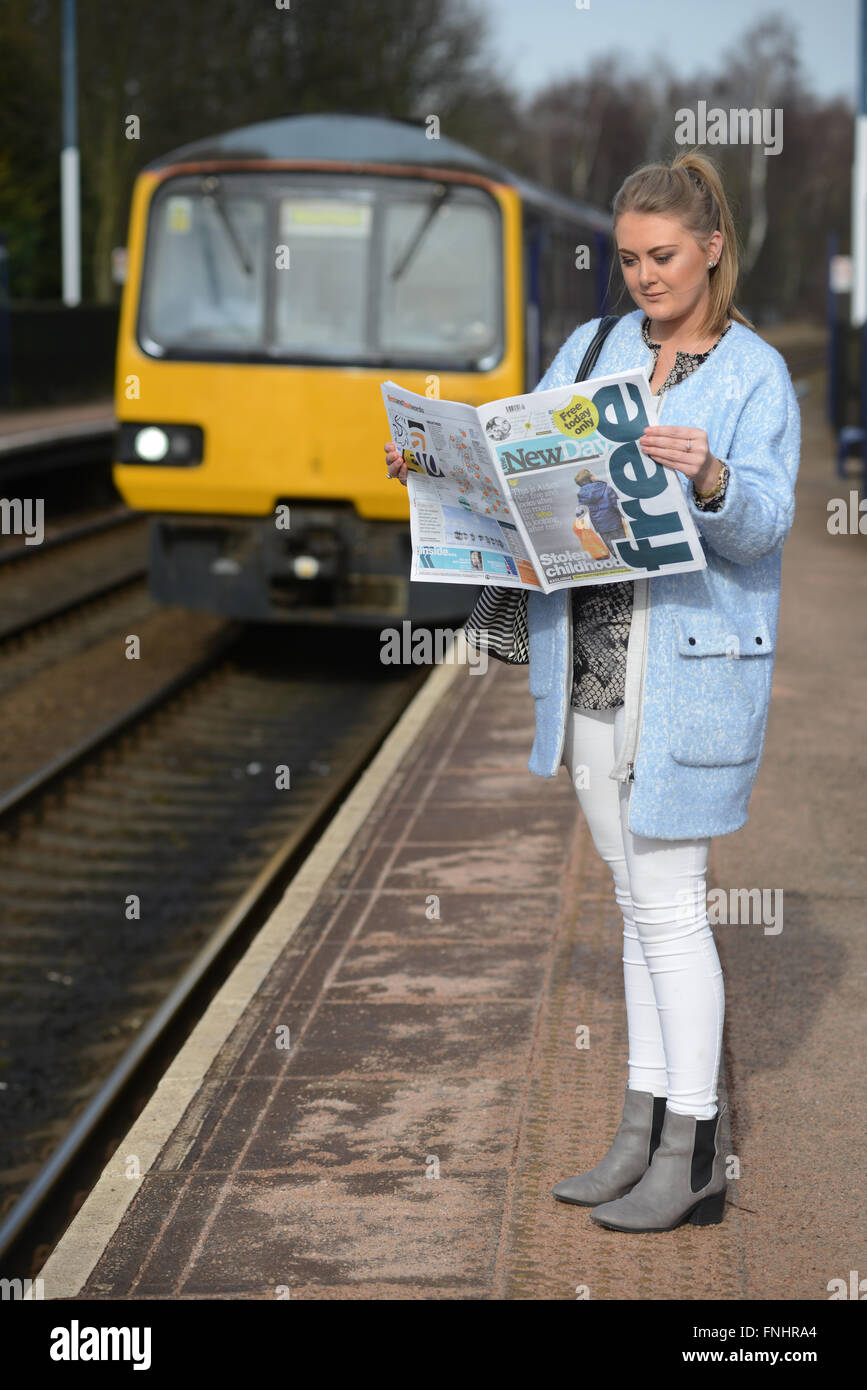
[480, 0, 858, 107]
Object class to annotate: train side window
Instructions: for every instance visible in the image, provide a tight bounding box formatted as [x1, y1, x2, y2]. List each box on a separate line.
[538, 223, 606, 373]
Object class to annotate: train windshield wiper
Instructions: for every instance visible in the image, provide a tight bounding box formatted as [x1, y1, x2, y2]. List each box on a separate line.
[200, 176, 253, 277]
[389, 184, 453, 282]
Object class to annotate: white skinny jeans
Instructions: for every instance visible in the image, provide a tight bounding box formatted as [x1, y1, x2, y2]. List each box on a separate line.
[562, 705, 724, 1119]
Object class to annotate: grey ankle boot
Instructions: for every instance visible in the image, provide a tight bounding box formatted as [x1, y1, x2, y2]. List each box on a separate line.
[551, 1086, 667, 1206]
[589, 1102, 728, 1232]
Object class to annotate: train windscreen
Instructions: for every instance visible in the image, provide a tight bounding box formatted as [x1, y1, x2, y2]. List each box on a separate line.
[138, 173, 503, 369]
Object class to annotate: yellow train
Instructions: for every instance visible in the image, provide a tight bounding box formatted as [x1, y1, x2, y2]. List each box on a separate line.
[113, 113, 614, 624]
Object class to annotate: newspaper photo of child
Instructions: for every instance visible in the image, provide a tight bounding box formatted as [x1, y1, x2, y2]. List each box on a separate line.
[572, 467, 630, 560]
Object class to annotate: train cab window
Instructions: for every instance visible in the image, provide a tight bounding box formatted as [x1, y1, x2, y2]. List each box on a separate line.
[379, 191, 500, 363]
[138, 174, 503, 369]
[140, 191, 266, 352]
[274, 196, 373, 356]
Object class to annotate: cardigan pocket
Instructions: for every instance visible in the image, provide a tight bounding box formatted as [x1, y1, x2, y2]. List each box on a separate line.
[667, 612, 775, 766]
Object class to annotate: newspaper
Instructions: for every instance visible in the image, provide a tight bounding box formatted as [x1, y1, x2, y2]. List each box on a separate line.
[380, 367, 707, 591]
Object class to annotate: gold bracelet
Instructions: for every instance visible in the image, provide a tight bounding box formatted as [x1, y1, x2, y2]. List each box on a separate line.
[694, 461, 727, 501]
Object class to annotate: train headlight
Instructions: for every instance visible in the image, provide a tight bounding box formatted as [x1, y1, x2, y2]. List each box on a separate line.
[116, 422, 204, 465]
[134, 426, 170, 461]
[293, 555, 320, 579]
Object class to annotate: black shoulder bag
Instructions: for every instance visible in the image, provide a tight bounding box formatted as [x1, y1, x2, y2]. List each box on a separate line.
[463, 313, 620, 664]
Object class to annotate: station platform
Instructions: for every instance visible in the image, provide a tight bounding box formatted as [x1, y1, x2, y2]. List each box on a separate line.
[0, 398, 114, 453]
[36, 366, 866, 1301]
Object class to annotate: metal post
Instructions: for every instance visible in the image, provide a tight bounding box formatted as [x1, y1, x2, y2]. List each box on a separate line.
[851, 0, 867, 473]
[0, 231, 9, 407]
[594, 228, 609, 315]
[60, 0, 81, 306]
[827, 230, 838, 430]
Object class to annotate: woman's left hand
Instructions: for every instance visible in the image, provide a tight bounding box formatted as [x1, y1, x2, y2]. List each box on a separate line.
[641, 424, 722, 495]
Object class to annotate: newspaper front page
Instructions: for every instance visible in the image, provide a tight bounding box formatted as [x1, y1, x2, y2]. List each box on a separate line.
[380, 367, 707, 592]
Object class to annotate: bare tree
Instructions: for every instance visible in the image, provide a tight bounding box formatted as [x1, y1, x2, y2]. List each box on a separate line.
[717, 14, 803, 276]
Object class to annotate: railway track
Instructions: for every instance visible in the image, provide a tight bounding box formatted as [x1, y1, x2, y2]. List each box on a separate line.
[0, 506, 139, 565]
[0, 511, 148, 642]
[0, 621, 429, 1278]
[0, 480, 433, 1277]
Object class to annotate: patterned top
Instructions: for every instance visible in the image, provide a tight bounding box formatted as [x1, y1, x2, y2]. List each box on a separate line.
[570, 313, 733, 710]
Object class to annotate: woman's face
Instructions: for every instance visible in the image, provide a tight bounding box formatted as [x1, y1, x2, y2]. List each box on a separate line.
[615, 211, 722, 323]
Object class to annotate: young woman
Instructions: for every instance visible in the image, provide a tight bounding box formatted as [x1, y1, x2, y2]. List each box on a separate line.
[384, 148, 801, 1233]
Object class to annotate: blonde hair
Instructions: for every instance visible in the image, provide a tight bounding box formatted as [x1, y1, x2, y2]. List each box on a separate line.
[610, 147, 754, 338]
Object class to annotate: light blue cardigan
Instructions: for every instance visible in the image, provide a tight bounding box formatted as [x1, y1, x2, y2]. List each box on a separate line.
[526, 307, 801, 840]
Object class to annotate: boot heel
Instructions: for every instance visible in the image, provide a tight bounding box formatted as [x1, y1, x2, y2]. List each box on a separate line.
[688, 1189, 726, 1226]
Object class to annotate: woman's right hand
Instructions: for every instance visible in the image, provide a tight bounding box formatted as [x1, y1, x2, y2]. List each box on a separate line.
[384, 440, 408, 486]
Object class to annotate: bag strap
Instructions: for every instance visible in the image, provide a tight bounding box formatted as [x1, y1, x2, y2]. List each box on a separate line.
[575, 313, 620, 382]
